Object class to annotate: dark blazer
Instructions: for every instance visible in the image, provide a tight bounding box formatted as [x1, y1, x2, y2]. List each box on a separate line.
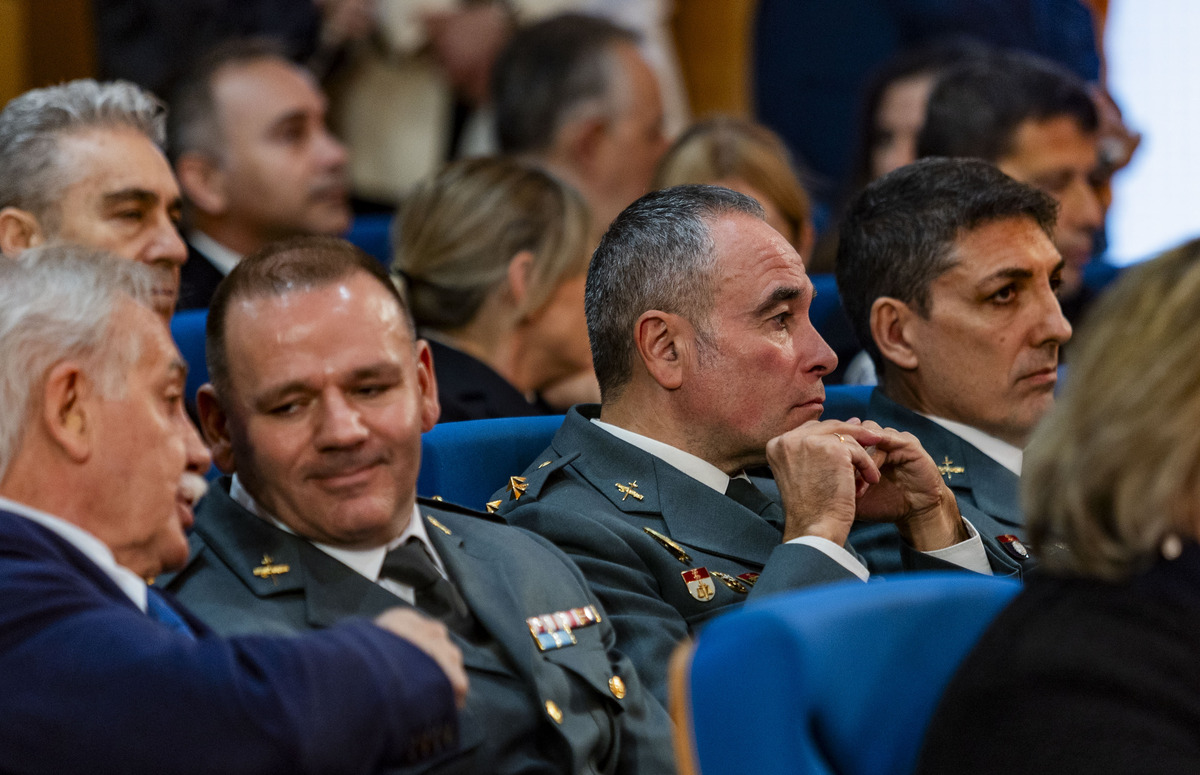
[495, 405, 864, 705]
[853, 390, 1030, 577]
[166, 481, 675, 775]
[0, 508, 456, 775]
[177, 240, 227, 311]
[426, 338, 556, 423]
[917, 541, 1200, 774]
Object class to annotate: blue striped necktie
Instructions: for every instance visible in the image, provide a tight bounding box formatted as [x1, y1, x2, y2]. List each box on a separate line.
[146, 587, 196, 640]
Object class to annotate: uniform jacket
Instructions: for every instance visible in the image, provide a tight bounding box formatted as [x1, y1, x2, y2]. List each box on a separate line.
[852, 390, 1030, 576]
[0, 508, 456, 775]
[494, 405, 865, 705]
[165, 480, 675, 775]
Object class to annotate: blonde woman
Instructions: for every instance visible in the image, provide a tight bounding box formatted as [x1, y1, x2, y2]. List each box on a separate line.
[392, 157, 594, 422]
[918, 238, 1200, 773]
[653, 115, 815, 260]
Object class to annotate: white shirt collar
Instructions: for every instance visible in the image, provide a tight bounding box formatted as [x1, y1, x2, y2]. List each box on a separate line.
[228, 474, 446, 583]
[187, 230, 243, 276]
[921, 415, 1023, 476]
[0, 495, 148, 611]
[591, 419, 732, 493]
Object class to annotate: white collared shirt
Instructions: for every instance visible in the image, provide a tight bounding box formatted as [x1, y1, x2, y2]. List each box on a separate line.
[229, 475, 445, 604]
[0, 495, 149, 611]
[921, 416, 1023, 476]
[592, 419, 872, 581]
[187, 230, 243, 276]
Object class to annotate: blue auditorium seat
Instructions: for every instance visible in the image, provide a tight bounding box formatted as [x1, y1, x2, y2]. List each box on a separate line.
[345, 213, 394, 267]
[671, 573, 1019, 775]
[170, 308, 209, 406]
[417, 415, 564, 510]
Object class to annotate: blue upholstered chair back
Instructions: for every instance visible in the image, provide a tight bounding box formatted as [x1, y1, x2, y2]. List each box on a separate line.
[673, 573, 1020, 775]
[417, 415, 564, 510]
[345, 213, 394, 267]
[170, 308, 210, 406]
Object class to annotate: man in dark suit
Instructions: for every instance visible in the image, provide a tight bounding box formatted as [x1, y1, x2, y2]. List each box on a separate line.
[497, 184, 1002, 704]
[836, 157, 1072, 573]
[0, 245, 464, 774]
[168, 39, 352, 309]
[166, 236, 675, 774]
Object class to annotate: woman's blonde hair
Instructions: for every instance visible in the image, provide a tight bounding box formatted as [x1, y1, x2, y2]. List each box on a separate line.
[392, 157, 590, 330]
[1025, 238, 1200, 580]
[652, 115, 812, 252]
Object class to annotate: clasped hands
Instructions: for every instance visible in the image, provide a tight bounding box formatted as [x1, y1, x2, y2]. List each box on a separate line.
[766, 418, 967, 551]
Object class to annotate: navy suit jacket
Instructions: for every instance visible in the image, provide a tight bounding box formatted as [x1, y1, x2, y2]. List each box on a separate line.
[0, 508, 457, 775]
[853, 390, 1030, 576]
[165, 482, 675, 775]
[495, 405, 863, 705]
[177, 240, 226, 311]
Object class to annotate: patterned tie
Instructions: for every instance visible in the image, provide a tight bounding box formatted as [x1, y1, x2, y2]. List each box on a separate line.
[146, 587, 196, 639]
[725, 476, 785, 530]
[381, 538, 473, 636]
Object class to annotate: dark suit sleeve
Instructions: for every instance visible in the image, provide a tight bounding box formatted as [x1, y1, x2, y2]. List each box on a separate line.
[1, 572, 456, 775]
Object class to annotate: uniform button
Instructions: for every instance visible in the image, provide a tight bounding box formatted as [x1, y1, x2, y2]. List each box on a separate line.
[545, 699, 563, 724]
[608, 675, 626, 700]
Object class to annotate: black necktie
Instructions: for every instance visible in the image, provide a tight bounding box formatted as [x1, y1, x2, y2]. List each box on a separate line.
[381, 538, 473, 635]
[726, 476, 785, 530]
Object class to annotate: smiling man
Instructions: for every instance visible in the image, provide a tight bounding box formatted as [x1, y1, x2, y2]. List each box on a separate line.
[0, 79, 188, 320]
[168, 39, 351, 309]
[837, 157, 1071, 573]
[165, 236, 674, 774]
[497, 184, 1000, 705]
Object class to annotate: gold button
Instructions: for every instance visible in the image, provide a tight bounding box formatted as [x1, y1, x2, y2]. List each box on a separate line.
[545, 699, 563, 724]
[608, 675, 626, 700]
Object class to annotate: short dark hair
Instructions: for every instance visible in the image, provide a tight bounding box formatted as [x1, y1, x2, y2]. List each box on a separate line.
[917, 49, 1098, 163]
[207, 236, 411, 399]
[492, 13, 638, 155]
[167, 37, 291, 165]
[835, 157, 1058, 373]
[586, 184, 763, 401]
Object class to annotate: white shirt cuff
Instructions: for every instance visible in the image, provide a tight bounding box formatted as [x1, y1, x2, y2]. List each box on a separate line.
[787, 535, 871, 581]
[920, 517, 993, 575]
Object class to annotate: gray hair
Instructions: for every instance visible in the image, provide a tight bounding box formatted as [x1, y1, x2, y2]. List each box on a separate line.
[835, 157, 1058, 376]
[0, 79, 166, 230]
[0, 246, 156, 481]
[586, 184, 764, 400]
[493, 13, 639, 155]
[1025, 238, 1200, 581]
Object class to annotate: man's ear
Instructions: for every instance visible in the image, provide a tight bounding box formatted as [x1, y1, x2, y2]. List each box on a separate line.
[870, 296, 920, 371]
[557, 115, 608, 176]
[196, 384, 237, 473]
[42, 362, 93, 463]
[174, 152, 228, 216]
[633, 310, 693, 390]
[0, 207, 46, 255]
[414, 339, 441, 432]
